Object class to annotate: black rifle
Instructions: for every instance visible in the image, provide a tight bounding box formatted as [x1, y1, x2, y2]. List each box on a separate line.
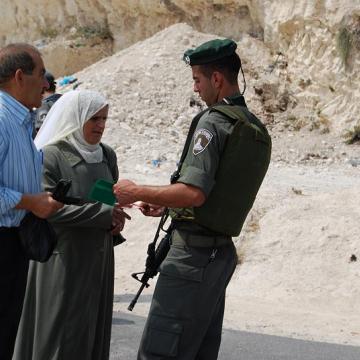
[128, 212, 172, 311]
[127, 109, 206, 311]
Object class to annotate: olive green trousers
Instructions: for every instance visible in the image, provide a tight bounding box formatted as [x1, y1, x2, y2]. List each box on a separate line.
[137, 229, 237, 360]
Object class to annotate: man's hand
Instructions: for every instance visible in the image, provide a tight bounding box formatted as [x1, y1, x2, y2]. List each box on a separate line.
[113, 180, 138, 207]
[16, 192, 64, 218]
[113, 180, 206, 209]
[111, 204, 131, 235]
[135, 202, 165, 217]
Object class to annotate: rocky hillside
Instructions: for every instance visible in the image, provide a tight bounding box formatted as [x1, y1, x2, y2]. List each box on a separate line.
[2, 1, 359, 137]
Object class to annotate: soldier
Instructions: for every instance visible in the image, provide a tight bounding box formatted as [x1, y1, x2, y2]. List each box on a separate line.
[33, 70, 61, 135]
[114, 38, 272, 360]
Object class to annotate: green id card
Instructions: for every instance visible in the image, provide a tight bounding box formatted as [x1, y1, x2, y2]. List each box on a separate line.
[88, 179, 116, 206]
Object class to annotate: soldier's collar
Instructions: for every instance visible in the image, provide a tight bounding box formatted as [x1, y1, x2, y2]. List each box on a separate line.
[222, 93, 247, 107]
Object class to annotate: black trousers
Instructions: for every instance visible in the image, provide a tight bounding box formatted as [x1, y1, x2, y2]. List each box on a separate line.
[0, 228, 29, 360]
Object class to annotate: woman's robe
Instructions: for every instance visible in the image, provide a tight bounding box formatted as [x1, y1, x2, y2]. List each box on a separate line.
[13, 140, 119, 360]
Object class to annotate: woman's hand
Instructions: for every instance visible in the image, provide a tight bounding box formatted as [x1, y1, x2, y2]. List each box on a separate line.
[111, 204, 131, 234]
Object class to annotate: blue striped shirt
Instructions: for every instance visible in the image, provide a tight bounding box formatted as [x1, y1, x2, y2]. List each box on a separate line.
[0, 90, 42, 227]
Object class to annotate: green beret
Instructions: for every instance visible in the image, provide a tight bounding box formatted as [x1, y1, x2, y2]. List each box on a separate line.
[183, 38, 237, 66]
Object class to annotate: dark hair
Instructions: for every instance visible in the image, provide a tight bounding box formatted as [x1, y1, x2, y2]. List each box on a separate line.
[199, 53, 241, 85]
[0, 43, 40, 86]
[45, 71, 56, 92]
[47, 82, 56, 93]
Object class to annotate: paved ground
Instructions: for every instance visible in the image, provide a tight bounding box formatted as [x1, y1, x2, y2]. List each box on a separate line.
[110, 311, 360, 360]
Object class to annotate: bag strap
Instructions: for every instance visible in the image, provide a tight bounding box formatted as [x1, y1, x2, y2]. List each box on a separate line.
[100, 143, 117, 182]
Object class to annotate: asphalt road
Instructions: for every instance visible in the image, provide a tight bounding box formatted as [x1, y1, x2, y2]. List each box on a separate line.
[110, 311, 360, 360]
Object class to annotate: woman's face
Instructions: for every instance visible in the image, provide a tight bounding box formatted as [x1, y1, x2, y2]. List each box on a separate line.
[83, 105, 109, 145]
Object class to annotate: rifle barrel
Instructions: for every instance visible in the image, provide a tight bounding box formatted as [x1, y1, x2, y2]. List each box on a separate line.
[128, 282, 147, 311]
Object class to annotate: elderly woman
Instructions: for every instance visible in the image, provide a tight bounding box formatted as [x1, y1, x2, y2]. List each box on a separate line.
[13, 90, 127, 360]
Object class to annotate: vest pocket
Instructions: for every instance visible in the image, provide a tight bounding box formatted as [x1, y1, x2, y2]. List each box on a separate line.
[145, 315, 183, 356]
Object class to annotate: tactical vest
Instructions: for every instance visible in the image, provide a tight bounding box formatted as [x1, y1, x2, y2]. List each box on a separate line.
[193, 105, 271, 236]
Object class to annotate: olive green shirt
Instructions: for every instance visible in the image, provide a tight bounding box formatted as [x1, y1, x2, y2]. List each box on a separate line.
[171, 107, 234, 220]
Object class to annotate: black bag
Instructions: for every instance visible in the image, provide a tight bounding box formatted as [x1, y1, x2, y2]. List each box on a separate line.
[18, 212, 58, 262]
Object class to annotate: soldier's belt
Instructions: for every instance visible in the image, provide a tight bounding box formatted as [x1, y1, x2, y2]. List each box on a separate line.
[171, 229, 232, 248]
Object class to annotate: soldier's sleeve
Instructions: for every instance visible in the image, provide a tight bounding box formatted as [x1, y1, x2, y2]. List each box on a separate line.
[177, 111, 232, 197]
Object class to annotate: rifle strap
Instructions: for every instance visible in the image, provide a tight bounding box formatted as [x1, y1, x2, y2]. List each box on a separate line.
[173, 97, 238, 180]
[151, 208, 170, 247]
[178, 109, 208, 168]
[171, 108, 208, 183]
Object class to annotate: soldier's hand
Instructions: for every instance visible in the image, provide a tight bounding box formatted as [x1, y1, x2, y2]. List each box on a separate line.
[113, 180, 138, 206]
[136, 202, 165, 217]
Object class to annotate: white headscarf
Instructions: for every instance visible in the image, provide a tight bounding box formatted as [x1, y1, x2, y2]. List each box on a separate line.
[35, 90, 108, 163]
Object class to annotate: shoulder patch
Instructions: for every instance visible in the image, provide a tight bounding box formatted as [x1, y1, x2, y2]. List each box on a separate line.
[193, 128, 213, 155]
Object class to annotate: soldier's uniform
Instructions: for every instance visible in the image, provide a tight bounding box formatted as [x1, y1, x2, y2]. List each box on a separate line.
[138, 39, 271, 360]
[33, 72, 61, 136]
[34, 93, 62, 133]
